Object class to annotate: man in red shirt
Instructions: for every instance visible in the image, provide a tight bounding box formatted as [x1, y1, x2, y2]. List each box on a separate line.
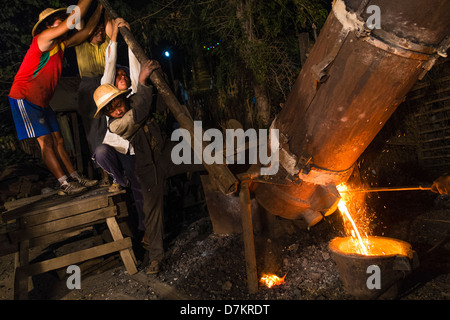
[9, 0, 100, 195]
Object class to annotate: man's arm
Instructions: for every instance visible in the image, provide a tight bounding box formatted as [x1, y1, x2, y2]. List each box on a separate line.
[131, 60, 161, 124]
[112, 19, 140, 94]
[101, 18, 129, 85]
[101, 40, 117, 85]
[129, 47, 140, 94]
[37, 0, 93, 52]
[104, 11, 114, 40]
[65, 2, 103, 48]
[130, 83, 154, 125]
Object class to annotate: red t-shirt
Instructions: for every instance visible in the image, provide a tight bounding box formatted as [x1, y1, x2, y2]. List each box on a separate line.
[9, 35, 65, 108]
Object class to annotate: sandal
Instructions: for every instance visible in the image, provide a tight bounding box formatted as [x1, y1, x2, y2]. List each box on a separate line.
[108, 182, 123, 193]
[145, 260, 160, 275]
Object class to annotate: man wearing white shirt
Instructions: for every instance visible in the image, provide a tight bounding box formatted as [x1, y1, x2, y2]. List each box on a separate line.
[92, 18, 146, 231]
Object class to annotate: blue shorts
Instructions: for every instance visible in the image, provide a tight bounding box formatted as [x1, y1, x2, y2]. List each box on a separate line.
[9, 97, 60, 140]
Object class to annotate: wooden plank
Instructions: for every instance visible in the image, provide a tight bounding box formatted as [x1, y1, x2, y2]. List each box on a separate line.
[21, 197, 111, 227]
[2, 191, 112, 222]
[24, 202, 127, 249]
[3, 191, 58, 211]
[15, 238, 133, 277]
[409, 75, 450, 91]
[29, 226, 94, 250]
[423, 162, 450, 168]
[419, 125, 450, 135]
[115, 201, 129, 218]
[239, 182, 258, 294]
[420, 145, 450, 152]
[421, 135, 450, 143]
[9, 206, 117, 243]
[421, 154, 450, 160]
[423, 95, 450, 106]
[408, 81, 450, 100]
[106, 217, 137, 275]
[415, 105, 450, 117]
[3, 194, 67, 221]
[13, 229, 30, 300]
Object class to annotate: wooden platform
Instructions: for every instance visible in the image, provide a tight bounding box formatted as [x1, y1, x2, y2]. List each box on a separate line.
[0, 186, 137, 300]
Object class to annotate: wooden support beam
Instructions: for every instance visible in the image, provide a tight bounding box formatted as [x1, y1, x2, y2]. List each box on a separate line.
[106, 217, 137, 275]
[239, 181, 258, 294]
[14, 238, 30, 300]
[99, 0, 239, 196]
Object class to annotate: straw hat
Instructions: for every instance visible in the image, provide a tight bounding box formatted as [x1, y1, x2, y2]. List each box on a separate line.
[93, 84, 131, 118]
[32, 8, 68, 37]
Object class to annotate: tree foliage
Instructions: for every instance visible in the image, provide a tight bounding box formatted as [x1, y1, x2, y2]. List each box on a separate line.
[125, 0, 330, 127]
[0, 0, 331, 133]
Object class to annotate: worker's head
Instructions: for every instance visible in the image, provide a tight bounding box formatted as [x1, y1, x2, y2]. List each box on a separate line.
[115, 65, 131, 90]
[103, 95, 130, 118]
[32, 8, 69, 37]
[93, 83, 131, 119]
[89, 23, 106, 45]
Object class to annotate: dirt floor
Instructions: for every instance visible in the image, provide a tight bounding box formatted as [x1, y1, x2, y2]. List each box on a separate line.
[0, 164, 449, 309]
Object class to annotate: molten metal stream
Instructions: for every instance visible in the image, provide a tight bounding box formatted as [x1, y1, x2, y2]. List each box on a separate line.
[335, 184, 412, 257]
[337, 199, 369, 255]
[337, 184, 369, 255]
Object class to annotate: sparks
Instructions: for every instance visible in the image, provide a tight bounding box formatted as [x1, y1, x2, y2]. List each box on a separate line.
[260, 273, 286, 288]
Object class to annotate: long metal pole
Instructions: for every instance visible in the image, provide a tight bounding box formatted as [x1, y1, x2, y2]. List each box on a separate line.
[341, 186, 432, 194]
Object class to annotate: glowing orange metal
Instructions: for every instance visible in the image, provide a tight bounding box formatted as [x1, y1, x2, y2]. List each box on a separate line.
[337, 183, 369, 255]
[260, 274, 286, 288]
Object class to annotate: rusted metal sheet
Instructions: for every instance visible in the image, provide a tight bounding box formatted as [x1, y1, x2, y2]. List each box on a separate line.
[255, 0, 450, 223]
[255, 181, 339, 226]
[201, 175, 264, 234]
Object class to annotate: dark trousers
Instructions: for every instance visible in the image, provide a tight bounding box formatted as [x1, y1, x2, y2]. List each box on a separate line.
[93, 144, 145, 231]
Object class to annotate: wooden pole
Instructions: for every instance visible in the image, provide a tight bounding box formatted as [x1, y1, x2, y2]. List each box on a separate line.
[99, 0, 239, 195]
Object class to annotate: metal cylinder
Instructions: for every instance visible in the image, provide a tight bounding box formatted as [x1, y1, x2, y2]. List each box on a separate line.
[277, 0, 449, 174]
[329, 236, 416, 299]
[255, 0, 450, 221]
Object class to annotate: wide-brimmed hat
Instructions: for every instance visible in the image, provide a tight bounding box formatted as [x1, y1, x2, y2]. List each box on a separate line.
[32, 8, 68, 37]
[93, 84, 131, 118]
